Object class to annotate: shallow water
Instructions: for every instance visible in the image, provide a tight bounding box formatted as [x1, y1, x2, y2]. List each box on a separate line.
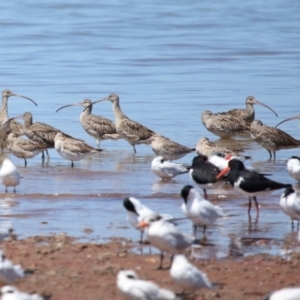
[0, 0, 300, 258]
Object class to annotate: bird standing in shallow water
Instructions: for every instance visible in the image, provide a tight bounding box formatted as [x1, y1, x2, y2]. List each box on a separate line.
[217, 159, 292, 216]
[250, 120, 300, 159]
[287, 156, 300, 182]
[280, 187, 300, 228]
[56, 99, 120, 148]
[89, 93, 156, 153]
[0, 158, 20, 193]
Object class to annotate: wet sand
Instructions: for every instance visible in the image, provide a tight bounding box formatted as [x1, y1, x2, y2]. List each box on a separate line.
[1, 234, 300, 300]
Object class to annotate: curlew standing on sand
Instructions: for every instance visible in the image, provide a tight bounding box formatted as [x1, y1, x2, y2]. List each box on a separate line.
[56, 99, 120, 148]
[221, 96, 278, 123]
[54, 132, 102, 167]
[201, 110, 250, 138]
[146, 134, 195, 161]
[0, 158, 20, 193]
[196, 137, 245, 157]
[0, 90, 37, 152]
[6, 133, 49, 167]
[250, 120, 300, 159]
[89, 93, 156, 153]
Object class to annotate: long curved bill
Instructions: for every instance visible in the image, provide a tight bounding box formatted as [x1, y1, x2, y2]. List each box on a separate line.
[255, 100, 278, 117]
[275, 115, 300, 128]
[56, 103, 84, 113]
[216, 167, 230, 179]
[137, 221, 149, 229]
[83, 97, 108, 112]
[3, 115, 23, 128]
[11, 93, 38, 106]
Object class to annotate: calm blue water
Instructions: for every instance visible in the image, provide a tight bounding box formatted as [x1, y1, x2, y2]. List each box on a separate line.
[0, 0, 299, 257]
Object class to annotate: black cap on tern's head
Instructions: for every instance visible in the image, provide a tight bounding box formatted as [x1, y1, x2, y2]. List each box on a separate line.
[283, 186, 295, 198]
[181, 185, 194, 204]
[123, 197, 139, 215]
[290, 156, 300, 161]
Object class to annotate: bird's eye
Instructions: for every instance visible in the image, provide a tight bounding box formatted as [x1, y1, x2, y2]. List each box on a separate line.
[161, 159, 164, 163]
[127, 275, 135, 279]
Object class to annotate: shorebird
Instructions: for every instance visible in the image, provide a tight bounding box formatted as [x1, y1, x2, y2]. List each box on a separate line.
[250, 120, 300, 159]
[196, 137, 245, 157]
[221, 95, 278, 123]
[151, 156, 190, 180]
[56, 99, 120, 148]
[117, 270, 176, 300]
[280, 187, 300, 228]
[0, 90, 37, 152]
[146, 134, 195, 161]
[264, 287, 300, 300]
[201, 110, 250, 138]
[0, 286, 44, 300]
[216, 159, 291, 215]
[6, 133, 49, 167]
[276, 113, 300, 128]
[180, 185, 224, 236]
[88, 93, 156, 153]
[189, 155, 225, 199]
[11, 112, 76, 161]
[170, 254, 212, 292]
[54, 132, 102, 167]
[0, 159, 20, 193]
[287, 156, 300, 182]
[138, 215, 195, 269]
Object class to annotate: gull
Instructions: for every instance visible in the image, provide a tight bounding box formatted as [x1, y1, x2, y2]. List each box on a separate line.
[280, 187, 300, 228]
[151, 156, 190, 180]
[180, 185, 224, 236]
[0, 251, 29, 284]
[0, 158, 20, 193]
[123, 197, 173, 243]
[54, 132, 102, 167]
[0, 286, 44, 300]
[117, 270, 176, 300]
[217, 159, 292, 216]
[170, 254, 212, 293]
[146, 134, 195, 161]
[264, 287, 300, 300]
[138, 215, 195, 269]
[6, 133, 49, 167]
[287, 156, 300, 182]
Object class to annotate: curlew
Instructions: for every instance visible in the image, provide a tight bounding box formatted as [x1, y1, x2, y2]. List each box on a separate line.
[54, 132, 102, 167]
[56, 99, 120, 148]
[201, 110, 250, 138]
[216, 159, 291, 216]
[0, 90, 37, 152]
[276, 113, 300, 128]
[221, 95, 277, 123]
[6, 133, 49, 167]
[196, 137, 245, 157]
[146, 134, 195, 161]
[88, 93, 156, 153]
[250, 120, 300, 159]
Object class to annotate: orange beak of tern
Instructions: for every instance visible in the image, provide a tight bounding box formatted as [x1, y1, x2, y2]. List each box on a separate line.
[216, 167, 230, 179]
[137, 221, 149, 229]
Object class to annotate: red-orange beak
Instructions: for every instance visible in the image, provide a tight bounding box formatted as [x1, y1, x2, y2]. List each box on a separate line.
[225, 155, 232, 160]
[216, 167, 230, 179]
[137, 221, 149, 228]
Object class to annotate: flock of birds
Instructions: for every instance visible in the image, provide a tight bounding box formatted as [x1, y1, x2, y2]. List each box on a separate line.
[0, 90, 300, 299]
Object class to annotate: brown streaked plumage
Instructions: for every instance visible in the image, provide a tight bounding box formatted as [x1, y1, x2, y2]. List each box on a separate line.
[6, 133, 49, 167]
[275, 113, 300, 128]
[201, 110, 250, 138]
[250, 120, 300, 159]
[56, 99, 120, 148]
[146, 134, 195, 161]
[223, 96, 277, 123]
[90, 93, 156, 153]
[54, 132, 102, 167]
[196, 137, 245, 157]
[0, 90, 37, 151]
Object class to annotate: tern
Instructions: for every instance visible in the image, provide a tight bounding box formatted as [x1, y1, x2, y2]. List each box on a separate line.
[280, 187, 300, 228]
[264, 287, 300, 300]
[0, 158, 20, 193]
[0, 285, 44, 300]
[287, 156, 300, 182]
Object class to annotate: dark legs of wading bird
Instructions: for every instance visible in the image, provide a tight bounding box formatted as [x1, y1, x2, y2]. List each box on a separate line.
[248, 196, 259, 216]
[24, 159, 27, 167]
[203, 189, 208, 199]
[71, 161, 74, 168]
